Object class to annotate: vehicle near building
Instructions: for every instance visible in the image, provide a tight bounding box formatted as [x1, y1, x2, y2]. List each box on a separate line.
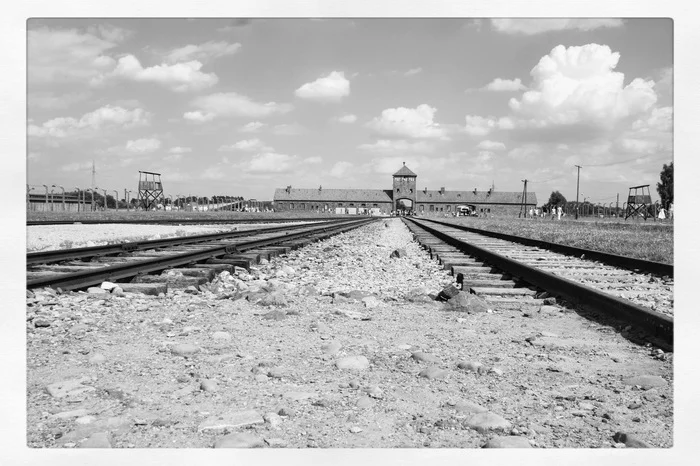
[456, 205, 478, 216]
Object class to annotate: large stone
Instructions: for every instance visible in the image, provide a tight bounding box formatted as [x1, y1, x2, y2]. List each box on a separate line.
[457, 361, 484, 373]
[622, 375, 668, 390]
[466, 412, 511, 433]
[258, 291, 288, 307]
[46, 378, 95, 399]
[483, 436, 532, 448]
[214, 433, 264, 448]
[446, 292, 491, 313]
[390, 249, 408, 259]
[362, 296, 383, 309]
[198, 410, 264, 432]
[336, 356, 370, 371]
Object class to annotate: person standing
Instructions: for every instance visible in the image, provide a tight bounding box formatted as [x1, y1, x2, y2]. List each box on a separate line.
[557, 205, 563, 220]
[658, 206, 666, 221]
[669, 203, 674, 220]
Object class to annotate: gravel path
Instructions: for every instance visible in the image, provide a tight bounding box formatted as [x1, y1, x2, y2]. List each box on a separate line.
[25, 218, 672, 449]
[26, 222, 310, 252]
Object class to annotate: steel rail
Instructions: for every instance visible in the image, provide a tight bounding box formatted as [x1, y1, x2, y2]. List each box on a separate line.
[27, 218, 375, 291]
[420, 218, 673, 277]
[27, 219, 343, 265]
[27, 217, 346, 226]
[405, 218, 673, 349]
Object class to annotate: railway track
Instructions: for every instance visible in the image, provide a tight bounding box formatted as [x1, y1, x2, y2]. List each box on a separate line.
[27, 217, 336, 226]
[27, 217, 375, 292]
[403, 217, 673, 350]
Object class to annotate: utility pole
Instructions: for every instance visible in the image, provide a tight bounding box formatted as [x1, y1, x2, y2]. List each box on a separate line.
[575, 165, 582, 219]
[519, 179, 528, 218]
[616, 193, 619, 217]
[91, 160, 96, 191]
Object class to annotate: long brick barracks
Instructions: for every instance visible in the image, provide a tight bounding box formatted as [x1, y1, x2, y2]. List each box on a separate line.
[273, 163, 537, 216]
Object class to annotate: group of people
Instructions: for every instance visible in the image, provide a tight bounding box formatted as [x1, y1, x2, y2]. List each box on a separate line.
[528, 205, 564, 220]
[658, 202, 674, 221]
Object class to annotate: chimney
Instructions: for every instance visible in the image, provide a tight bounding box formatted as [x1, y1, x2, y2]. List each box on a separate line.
[473, 188, 477, 195]
[318, 185, 322, 191]
[286, 185, 292, 193]
[424, 187, 427, 193]
[440, 187, 445, 195]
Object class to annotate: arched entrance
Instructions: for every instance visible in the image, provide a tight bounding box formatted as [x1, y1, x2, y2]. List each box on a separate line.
[396, 198, 414, 215]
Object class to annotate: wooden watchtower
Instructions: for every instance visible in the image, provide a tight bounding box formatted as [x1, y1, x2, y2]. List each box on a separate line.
[625, 185, 652, 220]
[137, 171, 164, 210]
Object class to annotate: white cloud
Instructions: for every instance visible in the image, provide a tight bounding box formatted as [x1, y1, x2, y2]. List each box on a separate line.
[246, 152, 297, 173]
[367, 104, 448, 140]
[614, 138, 659, 154]
[476, 140, 506, 151]
[490, 19, 624, 35]
[358, 139, 434, 154]
[295, 71, 350, 102]
[464, 115, 498, 137]
[508, 44, 658, 128]
[95, 55, 218, 92]
[632, 106, 672, 133]
[330, 161, 353, 178]
[86, 24, 133, 43]
[239, 121, 267, 132]
[28, 26, 121, 84]
[184, 111, 216, 122]
[188, 92, 293, 121]
[335, 114, 357, 124]
[404, 67, 423, 76]
[218, 138, 273, 152]
[165, 41, 242, 63]
[168, 146, 192, 154]
[303, 156, 323, 164]
[61, 161, 93, 172]
[483, 78, 526, 92]
[28, 105, 151, 138]
[126, 138, 161, 153]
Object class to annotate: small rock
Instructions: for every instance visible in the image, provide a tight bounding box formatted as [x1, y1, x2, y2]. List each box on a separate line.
[86, 287, 108, 294]
[264, 437, 287, 448]
[263, 412, 283, 429]
[457, 361, 484, 373]
[200, 379, 218, 392]
[622, 375, 667, 390]
[34, 319, 51, 328]
[321, 341, 342, 355]
[436, 284, 461, 302]
[78, 432, 111, 448]
[453, 400, 488, 414]
[214, 433, 264, 448]
[489, 367, 504, 376]
[349, 426, 363, 433]
[212, 331, 231, 341]
[446, 292, 491, 313]
[613, 432, 651, 448]
[418, 366, 448, 379]
[88, 353, 106, 365]
[336, 356, 370, 371]
[171, 344, 201, 357]
[262, 310, 287, 321]
[267, 367, 285, 379]
[466, 412, 512, 433]
[411, 352, 441, 364]
[390, 249, 407, 259]
[198, 410, 264, 432]
[356, 396, 374, 409]
[483, 436, 532, 448]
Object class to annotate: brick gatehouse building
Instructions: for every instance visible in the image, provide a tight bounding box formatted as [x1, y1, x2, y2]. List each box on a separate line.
[273, 163, 536, 216]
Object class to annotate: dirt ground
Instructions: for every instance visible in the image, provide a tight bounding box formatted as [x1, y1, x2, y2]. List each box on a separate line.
[25, 219, 673, 450]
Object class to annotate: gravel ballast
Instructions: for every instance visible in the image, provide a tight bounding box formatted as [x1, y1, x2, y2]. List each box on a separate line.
[25, 218, 672, 448]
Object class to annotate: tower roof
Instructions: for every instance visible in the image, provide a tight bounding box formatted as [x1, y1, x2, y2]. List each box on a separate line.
[393, 163, 417, 177]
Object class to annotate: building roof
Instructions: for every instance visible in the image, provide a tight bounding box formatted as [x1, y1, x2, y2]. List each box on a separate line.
[416, 189, 537, 205]
[273, 188, 393, 203]
[392, 164, 417, 177]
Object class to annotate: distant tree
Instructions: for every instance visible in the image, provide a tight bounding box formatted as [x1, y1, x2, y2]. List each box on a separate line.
[547, 191, 567, 208]
[656, 162, 673, 209]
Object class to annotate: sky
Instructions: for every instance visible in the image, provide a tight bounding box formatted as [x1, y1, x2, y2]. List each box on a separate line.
[27, 18, 673, 204]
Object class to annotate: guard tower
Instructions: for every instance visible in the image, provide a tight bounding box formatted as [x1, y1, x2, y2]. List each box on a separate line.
[137, 171, 164, 210]
[392, 162, 417, 213]
[625, 185, 652, 220]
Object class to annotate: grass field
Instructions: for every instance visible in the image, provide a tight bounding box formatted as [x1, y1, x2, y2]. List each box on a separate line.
[26, 210, 335, 223]
[445, 217, 673, 265]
